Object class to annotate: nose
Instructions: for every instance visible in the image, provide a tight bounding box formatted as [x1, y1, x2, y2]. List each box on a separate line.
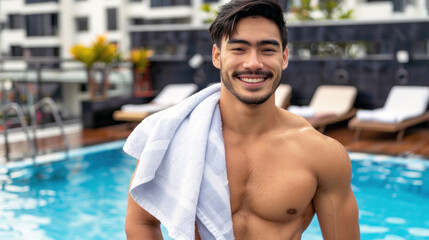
[242, 50, 263, 70]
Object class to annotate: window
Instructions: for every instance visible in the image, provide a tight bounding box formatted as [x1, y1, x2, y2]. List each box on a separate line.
[75, 17, 88, 32]
[8, 14, 24, 29]
[150, 0, 191, 7]
[10, 46, 23, 57]
[289, 41, 393, 60]
[392, 0, 405, 12]
[106, 8, 118, 31]
[129, 18, 144, 25]
[27, 47, 60, 69]
[130, 17, 191, 25]
[25, 0, 58, 3]
[26, 13, 58, 36]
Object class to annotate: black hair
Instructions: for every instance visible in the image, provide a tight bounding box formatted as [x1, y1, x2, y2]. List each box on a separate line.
[209, 0, 288, 50]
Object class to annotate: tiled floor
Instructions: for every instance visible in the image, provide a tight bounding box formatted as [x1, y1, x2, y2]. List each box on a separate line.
[1, 120, 429, 162]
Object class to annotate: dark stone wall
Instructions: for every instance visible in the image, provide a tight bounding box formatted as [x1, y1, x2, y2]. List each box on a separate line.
[132, 20, 429, 109]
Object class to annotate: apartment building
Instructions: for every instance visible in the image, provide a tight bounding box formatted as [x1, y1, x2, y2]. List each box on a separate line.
[0, 0, 225, 62]
[1, 0, 425, 65]
[0, 0, 427, 117]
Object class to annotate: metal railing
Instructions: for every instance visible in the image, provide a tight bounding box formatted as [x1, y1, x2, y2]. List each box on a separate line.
[30, 97, 70, 155]
[1, 97, 69, 162]
[1, 102, 36, 162]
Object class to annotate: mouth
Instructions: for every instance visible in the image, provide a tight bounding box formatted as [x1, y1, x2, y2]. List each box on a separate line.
[233, 71, 273, 85]
[240, 77, 266, 83]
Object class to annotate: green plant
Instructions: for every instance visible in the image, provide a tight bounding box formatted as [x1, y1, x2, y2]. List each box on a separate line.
[337, 8, 354, 19]
[291, 0, 315, 21]
[70, 35, 120, 100]
[130, 48, 154, 73]
[291, 0, 354, 21]
[129, 47, 154, 96]
[200, 3, 218, 24]
[318, 0, 338, 19]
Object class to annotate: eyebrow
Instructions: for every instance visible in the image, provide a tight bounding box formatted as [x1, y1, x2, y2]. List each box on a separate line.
[227, 38, 281, 48]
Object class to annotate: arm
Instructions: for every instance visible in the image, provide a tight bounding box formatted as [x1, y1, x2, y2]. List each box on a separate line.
[313, 141, 360, 240]
[125, 160, 163, 240]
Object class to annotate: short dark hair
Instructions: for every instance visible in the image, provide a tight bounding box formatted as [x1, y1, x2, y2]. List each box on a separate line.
[209, 0, 288, 50]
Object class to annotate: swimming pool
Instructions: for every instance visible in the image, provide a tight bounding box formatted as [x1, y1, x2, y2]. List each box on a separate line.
[0, 140, 428, 239]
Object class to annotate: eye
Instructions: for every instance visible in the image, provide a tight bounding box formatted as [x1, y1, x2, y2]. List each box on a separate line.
[262, 48, 276, 53]
[231, 48, 245, 52]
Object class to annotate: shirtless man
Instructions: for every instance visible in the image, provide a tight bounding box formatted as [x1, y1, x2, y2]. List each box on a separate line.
[125, 0, 360, 239]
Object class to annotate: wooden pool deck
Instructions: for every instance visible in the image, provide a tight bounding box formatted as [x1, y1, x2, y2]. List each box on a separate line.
[1, 121, 429, 162]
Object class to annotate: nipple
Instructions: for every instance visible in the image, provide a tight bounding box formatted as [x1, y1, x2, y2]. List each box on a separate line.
[287, 209, 297, 215]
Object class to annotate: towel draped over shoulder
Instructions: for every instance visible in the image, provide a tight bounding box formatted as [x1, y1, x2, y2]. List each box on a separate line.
[123, 83, 235, 240]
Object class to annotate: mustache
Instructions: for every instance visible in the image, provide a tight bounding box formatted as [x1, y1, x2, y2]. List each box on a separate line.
[232, 70, 273, 78]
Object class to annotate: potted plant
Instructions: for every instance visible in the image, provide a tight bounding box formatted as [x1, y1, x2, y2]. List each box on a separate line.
[70, 35, 123, 128]
[129, 47, 154, 97]
[70, 35, 119, 100]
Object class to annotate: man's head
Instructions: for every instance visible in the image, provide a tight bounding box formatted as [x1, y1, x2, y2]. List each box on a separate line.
[209, 0, 288, 51]
[209, 0, 289, 106]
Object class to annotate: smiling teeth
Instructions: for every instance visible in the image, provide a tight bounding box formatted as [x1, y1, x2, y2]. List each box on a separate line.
[241, 78, 264, 83]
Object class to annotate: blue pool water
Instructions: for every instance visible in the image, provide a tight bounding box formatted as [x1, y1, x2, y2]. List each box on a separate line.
[0, 140, 428, 240]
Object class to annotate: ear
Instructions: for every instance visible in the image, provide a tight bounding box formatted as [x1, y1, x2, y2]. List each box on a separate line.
[282, 47, 289, 70]
[212, 44, 221, 69]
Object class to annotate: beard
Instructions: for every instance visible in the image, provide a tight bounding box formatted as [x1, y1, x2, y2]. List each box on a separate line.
[221, 69, 281, 105]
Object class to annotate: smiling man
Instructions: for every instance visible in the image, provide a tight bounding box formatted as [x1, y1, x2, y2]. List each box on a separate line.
[125, 0, 360, 239]
[213, 17, 285, 106]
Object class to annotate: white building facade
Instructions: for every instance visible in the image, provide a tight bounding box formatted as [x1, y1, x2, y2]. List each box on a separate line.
[0, 0, 427, 116]
[1, 0, 426, 62]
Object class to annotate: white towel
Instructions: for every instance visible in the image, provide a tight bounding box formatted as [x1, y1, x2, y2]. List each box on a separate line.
[123, 83, 235, 240]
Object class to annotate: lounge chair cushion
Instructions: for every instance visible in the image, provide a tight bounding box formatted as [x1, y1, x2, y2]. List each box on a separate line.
[151, 84, 199, 106]
[288, 105, 315, 118]
[121, 103, 169, 113]
[120, 83, 198, 112]
[275, 84, 292, 108]
[288, 85, 357, 118]
[356, 86, 429, 123]
[309, 85, 357, 116]
[356, 108, 424, 123]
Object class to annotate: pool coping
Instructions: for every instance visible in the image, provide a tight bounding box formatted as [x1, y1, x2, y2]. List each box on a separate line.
[0, 139, 127, 173]
[1, 140, 429, 174]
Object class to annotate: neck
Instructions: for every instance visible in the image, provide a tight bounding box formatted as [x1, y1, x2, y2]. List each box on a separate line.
[219, 86, 280, 137]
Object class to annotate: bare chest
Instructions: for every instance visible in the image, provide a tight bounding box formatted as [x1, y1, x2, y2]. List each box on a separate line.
[225, 144, 317, 223]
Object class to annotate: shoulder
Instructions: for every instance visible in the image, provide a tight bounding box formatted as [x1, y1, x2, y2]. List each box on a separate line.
[307, 134, 352, 189]
[277, 109, 352, 184]
[279, 108, 347, 154]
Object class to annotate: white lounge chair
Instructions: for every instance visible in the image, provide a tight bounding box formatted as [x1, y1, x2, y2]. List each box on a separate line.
[349, 85, 429, 141]
[288, 85, 357, 132]
[113, 83, 198, 122]
[275, 84, 292, 108]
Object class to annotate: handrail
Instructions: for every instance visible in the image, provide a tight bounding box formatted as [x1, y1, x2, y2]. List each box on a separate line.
[1, 102, 37, 162]
[30, 97, 70, 154]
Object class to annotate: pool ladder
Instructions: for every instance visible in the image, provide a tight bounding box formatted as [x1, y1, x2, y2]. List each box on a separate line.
[1, 97, 69, 162]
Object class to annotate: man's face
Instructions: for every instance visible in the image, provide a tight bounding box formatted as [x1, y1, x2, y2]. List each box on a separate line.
[212, 16, 288, 105]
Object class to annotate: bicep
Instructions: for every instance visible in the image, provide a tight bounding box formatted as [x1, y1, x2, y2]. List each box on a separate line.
[314, 185, 360, 239]
[313, 142, 360, 239]
[125, 160, 163, 240]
